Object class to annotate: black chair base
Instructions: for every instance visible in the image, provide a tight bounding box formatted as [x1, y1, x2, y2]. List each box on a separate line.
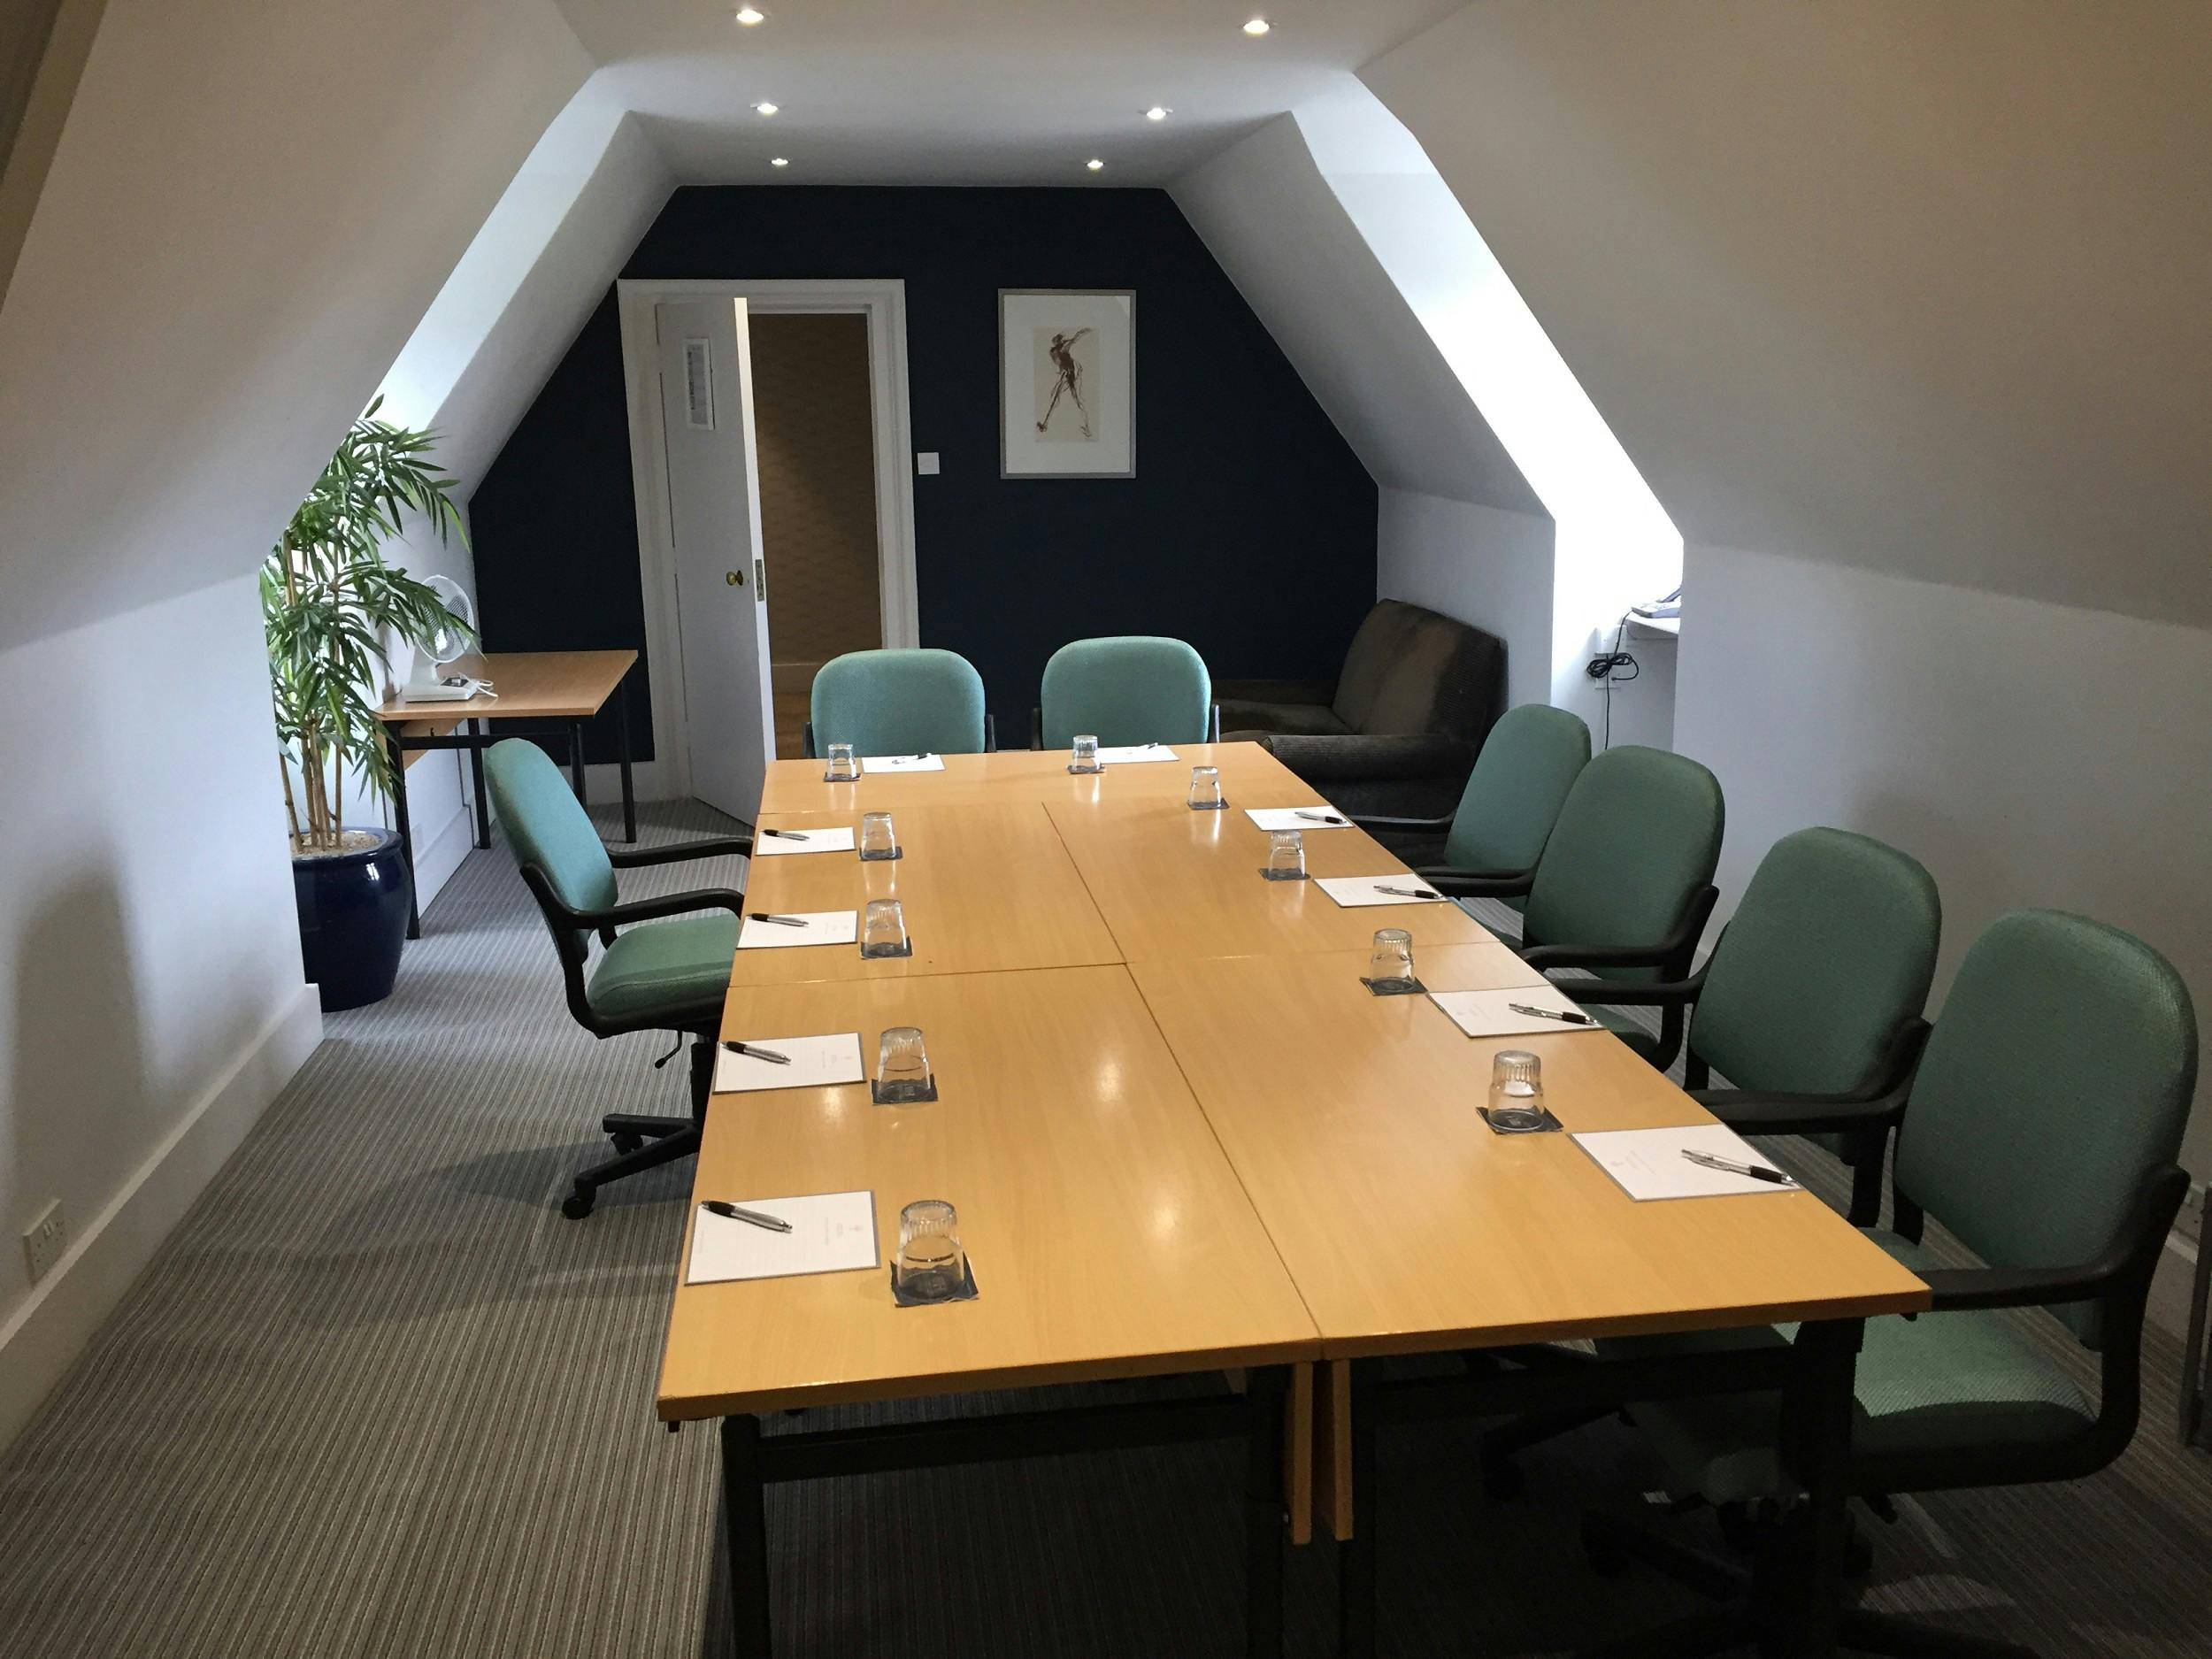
[560, 1034, 714, 1220]
[1577, 1508, 2037, 1659]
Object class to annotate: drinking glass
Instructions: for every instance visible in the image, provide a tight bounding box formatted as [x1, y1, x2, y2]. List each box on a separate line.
[1262, 828, 1307, 881]
[875, 1025, 933, 1103]
[1187, 764, 1226, 810]
[895, 1199, 966, 1302]
[1486, 1049, 1548, 1132]
[1367, 927, 1417, 991]
[861, 896, 910, 958]
[1069, 733, 1102, 773]
[824, 741, 860, 782]
[858, 810, 899, 861]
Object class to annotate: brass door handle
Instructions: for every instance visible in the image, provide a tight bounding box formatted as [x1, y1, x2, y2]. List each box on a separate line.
[726, 570, 743, 587]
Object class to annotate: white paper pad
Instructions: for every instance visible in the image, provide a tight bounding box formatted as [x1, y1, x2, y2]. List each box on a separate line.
[1571, 1125, 1801, 1202]
[1095, 744, 1179, 764]
[1428, 986, 1605, 1039]
[862, 753, 945, 772]
[751, 826, 856, 856]
[1315, 875, 1454, 909]
[712, 1033, 866, 1093]
[737, 910, 858, 949]
[687, 1190, 880, 1284]
[1244, 805, 1353, 831]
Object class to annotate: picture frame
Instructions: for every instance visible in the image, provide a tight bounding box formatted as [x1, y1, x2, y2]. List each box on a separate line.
[999, 288, 1135, 479]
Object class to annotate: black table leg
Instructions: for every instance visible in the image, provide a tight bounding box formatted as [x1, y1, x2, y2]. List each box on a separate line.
[617, 675, 637, 841]
[1246, 1365, 1289, 1659]
[468, 718, 491, 849]
[721, 1415, 772, 1659]
[386, 726, 420, 941]
[569, 718, 588, 807]
[1338, 1357, 1379, 1659]
[1773, 1318, 1863, 1657]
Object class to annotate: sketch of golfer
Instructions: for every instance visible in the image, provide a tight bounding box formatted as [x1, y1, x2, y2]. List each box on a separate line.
[1036, 327, 1095, 439]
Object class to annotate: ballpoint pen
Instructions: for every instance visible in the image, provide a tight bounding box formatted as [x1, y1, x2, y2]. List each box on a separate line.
[759, 828, 809, 841]
[701, 1200, 793, 1233]
[1294, 810, 1348, 825]
[1509, 1002, 1598, 1026]
[1376, 884, 1443, 900]
[748, 912, 809, 927]
[1680, 1149, 1797, 1187]
[720, 1041, 791, 1064]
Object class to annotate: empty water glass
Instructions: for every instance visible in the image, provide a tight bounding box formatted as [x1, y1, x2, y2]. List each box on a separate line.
[1069, 733, 1102, 773]
[861, 896, 910, 958]
[858, 810, 899, 861]
[1187, 764, 1226, 810]
[875, 1025, 933, 1103]
[824, 741, 860, 782]
[1262, 828, 1307, 881]
[895, 1199, 966, 1301]
[1487, 1049, 1548, 1132]
[1368, 927, 1417, 991]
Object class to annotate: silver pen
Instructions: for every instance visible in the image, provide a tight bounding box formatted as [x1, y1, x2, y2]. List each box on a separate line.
[1680, 1149, 1796, 1187]
[720, 1041, 791, 1064]
[1509, 1002, 1598, 1027]
[1376, 884, 1443, 900]
[747, 912, 808, 927]
[702, 1200, 793, 1233]
[1295, 810, 1348, 826]
[760, 827, 809, 841]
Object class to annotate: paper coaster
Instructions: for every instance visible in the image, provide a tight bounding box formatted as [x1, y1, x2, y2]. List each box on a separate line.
[871, 1076, 940, 1105]
[1188, 800, 1232, 810]
[857, 846, 903, 862]
[1258, 868, 1311, 882]
[1067, 764, 1105, 774]
[859, 936, 915, 959]
[890, 1259, 979, 1306]
[1362, 977, 1429, 997]
[1479, 1105, 1564, 1135]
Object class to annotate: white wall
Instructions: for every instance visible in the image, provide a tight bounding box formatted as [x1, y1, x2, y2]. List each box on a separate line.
[1377, 489, 1554, 709]
[1675, 545, 2212, 1178]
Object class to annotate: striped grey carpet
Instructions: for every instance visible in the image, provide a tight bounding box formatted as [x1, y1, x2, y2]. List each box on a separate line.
[0, 801, 2207, 1657]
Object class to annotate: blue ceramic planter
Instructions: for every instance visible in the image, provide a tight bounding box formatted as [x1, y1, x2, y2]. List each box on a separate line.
[292, 828, 411, 1011]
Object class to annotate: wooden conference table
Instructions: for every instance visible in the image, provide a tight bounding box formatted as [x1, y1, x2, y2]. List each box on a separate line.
[658, 742, 1927, 1657]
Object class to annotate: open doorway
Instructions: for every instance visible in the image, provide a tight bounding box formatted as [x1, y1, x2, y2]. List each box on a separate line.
[750, 313, 884, 757]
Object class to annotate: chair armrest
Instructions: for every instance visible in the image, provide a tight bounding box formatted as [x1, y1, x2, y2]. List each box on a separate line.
[1350, 812, 1456, 834]
[1208, 703, 1222, 742]
[590, 888, 746, 932]
[1259, 732, 1475, 783]
[608, 834, 754, 868]
[986, 710, 997, 753]
[1421, 867, 1537, 898]
[1030, 706, 1042, 750]
[1557, 971, 1708, 1009]
[1519, 886, 1717, 973]
[1919, 1165, 2188, 1314]
[1694, 1090, 1907, 1139]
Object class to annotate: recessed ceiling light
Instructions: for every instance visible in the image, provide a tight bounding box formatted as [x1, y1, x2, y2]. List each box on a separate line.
[770, 157, 788, 168]
[753, 101, 779, 116]
[1242, 17, 1271, 36]
[1086, 157, 1105, 172]
[734, 5, 765, 24]
[1145, 106, 1170, 121]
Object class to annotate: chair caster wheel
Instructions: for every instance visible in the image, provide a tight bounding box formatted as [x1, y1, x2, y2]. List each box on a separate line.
[610, 1133, 644, 1156]
[1480, 1455, 1525, 1500]
[561, 1189, 595, 1220]
[1581, 1517, 1632, 1578]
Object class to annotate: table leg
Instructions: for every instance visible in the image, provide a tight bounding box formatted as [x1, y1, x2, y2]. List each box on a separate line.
[1774, 1318, 1863, 1657]
[720, 1415, 772, 1659]
[617, 674, 637, 841]
[468, 718, 490, 849]
[569, 718, 588, 808]
[1245, 1365, 1289, 1659]
[1337, 1357, 1379, 1659]
[385, 726, 420, 941]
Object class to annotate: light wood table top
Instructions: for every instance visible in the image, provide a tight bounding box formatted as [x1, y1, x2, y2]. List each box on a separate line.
[657, 967, 1322, 1421]
[757, 740, 1323, 814]
[1134, 947, 1931, 1360]
[373, 649, 637, 723]
[1047, 797, 1498, 963]
[728, 803, 1122, 986]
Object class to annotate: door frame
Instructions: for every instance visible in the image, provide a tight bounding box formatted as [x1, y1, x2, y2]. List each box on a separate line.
[617, 277, 920, 796]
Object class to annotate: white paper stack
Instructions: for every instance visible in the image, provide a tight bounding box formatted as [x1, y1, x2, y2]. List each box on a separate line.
[687, 1190, 881, 1284]
[737, 910, 859, 949]
[712, 1033, 866, 1093]
[1244, 806, 1353, 831]
[862, 753, 945, 772]
[751, 825, 857, 856]
[1428, 987, 1603, 1039]
[1314, 875, 1453, 909]
[1095, 744, 1178, 764]
[1571, 1125, 1801, 1202]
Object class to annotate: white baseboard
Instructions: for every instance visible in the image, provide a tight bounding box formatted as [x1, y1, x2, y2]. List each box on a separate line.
[0, 982, 324, 1452]
[408, 800, 477, 913]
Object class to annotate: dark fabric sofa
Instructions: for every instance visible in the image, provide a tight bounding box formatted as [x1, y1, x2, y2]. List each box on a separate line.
[1218, 599, 1506, 819]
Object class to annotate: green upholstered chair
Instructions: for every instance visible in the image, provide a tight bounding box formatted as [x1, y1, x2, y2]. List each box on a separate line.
[483, 739, 752, 1220]
[1578, 909, 2197, 1659]
[803, 648, 993, 758]
[1352, 703, 1591, 878]
[1428, 745, 1725, 1054]
[1032, 635, 1219, 749]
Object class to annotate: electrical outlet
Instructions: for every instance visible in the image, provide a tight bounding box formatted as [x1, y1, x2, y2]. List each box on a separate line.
[22, 1201, 65, 1287]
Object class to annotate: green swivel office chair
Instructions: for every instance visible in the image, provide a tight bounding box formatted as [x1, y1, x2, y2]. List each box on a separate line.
[483, 739, 752, 1220]
[1578, 909, 2197, 1659]
[803, 647, 994, 758]
[1032, 635, 1219, 749]
[1429, 745, 1725, 1044]
[1352, 702, 1591, 877]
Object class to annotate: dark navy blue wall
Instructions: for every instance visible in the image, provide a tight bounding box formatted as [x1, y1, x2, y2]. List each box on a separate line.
[470, 186, 1376, 761]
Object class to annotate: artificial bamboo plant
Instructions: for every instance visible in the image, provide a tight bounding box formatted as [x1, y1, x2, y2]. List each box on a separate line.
[264, 399, 472, 852]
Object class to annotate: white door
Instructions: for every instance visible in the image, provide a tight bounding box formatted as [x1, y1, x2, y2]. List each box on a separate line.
[657, 298, 775, 822]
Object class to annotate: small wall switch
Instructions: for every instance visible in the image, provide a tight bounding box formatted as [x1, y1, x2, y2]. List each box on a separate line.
[915, 452, 940, 475]
[23, 1200, 65, 1286]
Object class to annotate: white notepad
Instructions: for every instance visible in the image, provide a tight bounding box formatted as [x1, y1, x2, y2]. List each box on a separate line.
[1244, 806, 1353, 831]
[737, 910, 858, 949]
[1571, 1125, 1801, 1202]
[712, 1033, 866, 1093]
[1428, 986, 1604, 1039]
[687, 1190, 881, 1285]
[1315, 875, 1453, 908]
[862, 752, 945, 772]
[752, 825, 856, 856]
[1095, 744, 1179, 764]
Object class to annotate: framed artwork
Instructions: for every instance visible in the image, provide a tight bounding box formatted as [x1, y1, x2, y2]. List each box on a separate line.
[999, 288, 1135, 478]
